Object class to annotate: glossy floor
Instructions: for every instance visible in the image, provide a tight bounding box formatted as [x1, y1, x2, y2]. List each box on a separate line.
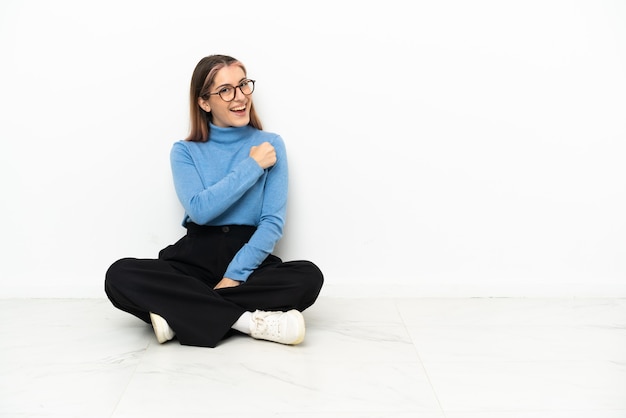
[1, 297, 625, 417]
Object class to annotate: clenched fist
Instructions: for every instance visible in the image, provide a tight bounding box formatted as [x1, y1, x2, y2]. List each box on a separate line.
[249, 142, 276, 169]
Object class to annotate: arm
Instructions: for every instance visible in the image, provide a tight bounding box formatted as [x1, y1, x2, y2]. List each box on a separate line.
[170, 142, 265, 225]
[223, 137, 288, 282]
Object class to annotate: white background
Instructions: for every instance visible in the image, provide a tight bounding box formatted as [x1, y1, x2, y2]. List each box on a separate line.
[1, 0, 624, 298]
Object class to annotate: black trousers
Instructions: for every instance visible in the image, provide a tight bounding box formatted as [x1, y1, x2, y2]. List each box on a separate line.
[105, 223, 324, 347]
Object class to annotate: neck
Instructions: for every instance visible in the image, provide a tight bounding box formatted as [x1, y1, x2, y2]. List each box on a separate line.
[209, 123, 252, 143]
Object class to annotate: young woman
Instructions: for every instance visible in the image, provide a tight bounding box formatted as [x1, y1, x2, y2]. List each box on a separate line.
[105, 54, 324, 348]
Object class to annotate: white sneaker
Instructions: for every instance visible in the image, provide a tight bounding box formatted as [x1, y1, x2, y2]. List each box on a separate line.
[250, 309, 305, 345]
[150, 312, 175, 343]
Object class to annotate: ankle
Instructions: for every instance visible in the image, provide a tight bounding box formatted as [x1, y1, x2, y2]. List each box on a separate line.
[232, 311, 253, 334]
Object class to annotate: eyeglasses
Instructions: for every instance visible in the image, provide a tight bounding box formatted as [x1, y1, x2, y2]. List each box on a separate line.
[206, 79, 255, 102]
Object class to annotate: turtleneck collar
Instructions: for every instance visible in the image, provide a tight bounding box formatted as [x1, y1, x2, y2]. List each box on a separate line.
[209, 123, 254, 144]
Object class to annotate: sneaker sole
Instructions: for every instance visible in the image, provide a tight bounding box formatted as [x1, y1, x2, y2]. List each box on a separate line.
[150, 312, 174, 344]
[288, 309, 306, 345]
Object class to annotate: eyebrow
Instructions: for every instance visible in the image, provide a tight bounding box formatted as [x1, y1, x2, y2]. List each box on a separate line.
[214, 78, 248, 89]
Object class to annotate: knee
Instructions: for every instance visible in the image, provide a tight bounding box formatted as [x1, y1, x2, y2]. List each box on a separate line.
[105, 258, 135, 289]
[298, 260, 324, 292]
[293, 261, 323, 310]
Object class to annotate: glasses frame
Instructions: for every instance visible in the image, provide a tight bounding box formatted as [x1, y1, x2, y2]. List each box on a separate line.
[206, 79, 256, 102]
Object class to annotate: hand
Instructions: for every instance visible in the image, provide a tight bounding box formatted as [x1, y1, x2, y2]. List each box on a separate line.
[249, 142, 276, 169]
[214, 278, 241, 290]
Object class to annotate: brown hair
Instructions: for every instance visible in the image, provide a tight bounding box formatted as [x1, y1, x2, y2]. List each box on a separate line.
[186, 55, 263, 142]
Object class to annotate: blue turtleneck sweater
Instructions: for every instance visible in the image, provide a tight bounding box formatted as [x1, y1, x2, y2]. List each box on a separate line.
[170, 124, 288, 282]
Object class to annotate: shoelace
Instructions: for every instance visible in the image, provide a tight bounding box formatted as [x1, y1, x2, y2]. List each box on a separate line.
[252, 312, 282, 338]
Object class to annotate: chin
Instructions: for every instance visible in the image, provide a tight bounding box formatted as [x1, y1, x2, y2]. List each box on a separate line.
[232, 117, 250, 127]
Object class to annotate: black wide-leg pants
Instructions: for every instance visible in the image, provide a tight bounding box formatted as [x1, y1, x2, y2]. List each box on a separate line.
[105, 223, 324, 347]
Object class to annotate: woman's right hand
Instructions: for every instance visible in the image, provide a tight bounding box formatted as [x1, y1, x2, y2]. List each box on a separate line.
[214, 277, 241, 290]
[249, 142, 276, 169]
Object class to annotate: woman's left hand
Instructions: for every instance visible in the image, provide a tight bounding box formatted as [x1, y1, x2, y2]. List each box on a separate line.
[214, 277, 241, 290]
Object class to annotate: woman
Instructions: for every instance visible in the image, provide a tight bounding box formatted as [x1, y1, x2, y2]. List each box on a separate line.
[105, 54, 324, 348]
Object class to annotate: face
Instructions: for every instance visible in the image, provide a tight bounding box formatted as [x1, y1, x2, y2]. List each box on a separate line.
[198, 64, 252, 128]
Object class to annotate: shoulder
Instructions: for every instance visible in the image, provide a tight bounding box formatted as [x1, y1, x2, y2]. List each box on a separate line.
[251, 128, 282, 142]
[171, 139, 209, 152]
[253, 129, 286, 151]
[171, 140, 188, 155]
[170, 140, 199, 162]
[172, 139, 190, 149]
[172, 139, 199, 149]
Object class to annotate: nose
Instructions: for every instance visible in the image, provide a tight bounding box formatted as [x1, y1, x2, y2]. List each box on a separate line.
[234, 86, 247, 101]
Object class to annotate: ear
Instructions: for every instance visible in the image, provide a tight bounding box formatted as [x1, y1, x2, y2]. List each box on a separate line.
[198, 97, 211, 113]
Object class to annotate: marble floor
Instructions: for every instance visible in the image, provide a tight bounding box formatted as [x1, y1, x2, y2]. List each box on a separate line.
[1, 297, 625, 417]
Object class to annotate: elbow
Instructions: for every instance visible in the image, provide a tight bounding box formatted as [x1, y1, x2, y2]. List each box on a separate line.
[259, 214, 284, 238]
[186, 212, 211, 225]
[184, 197, 212, 225]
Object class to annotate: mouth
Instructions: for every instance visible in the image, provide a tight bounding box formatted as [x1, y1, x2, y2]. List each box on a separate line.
[230, 105, 247, 113]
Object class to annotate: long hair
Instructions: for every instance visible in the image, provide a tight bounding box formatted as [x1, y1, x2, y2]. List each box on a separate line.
[186, 55, 263, 142]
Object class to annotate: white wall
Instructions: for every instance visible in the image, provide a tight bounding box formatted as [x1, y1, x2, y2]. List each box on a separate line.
[1, 0, 624, 298]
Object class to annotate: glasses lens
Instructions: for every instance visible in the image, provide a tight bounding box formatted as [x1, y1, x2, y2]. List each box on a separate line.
[241, 80, 254, 95]
[219, 86, 235, 102]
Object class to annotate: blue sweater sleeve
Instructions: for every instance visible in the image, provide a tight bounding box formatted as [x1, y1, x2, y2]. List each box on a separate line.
[224, 137, 288, 281]
[170, 142, 265, 225]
